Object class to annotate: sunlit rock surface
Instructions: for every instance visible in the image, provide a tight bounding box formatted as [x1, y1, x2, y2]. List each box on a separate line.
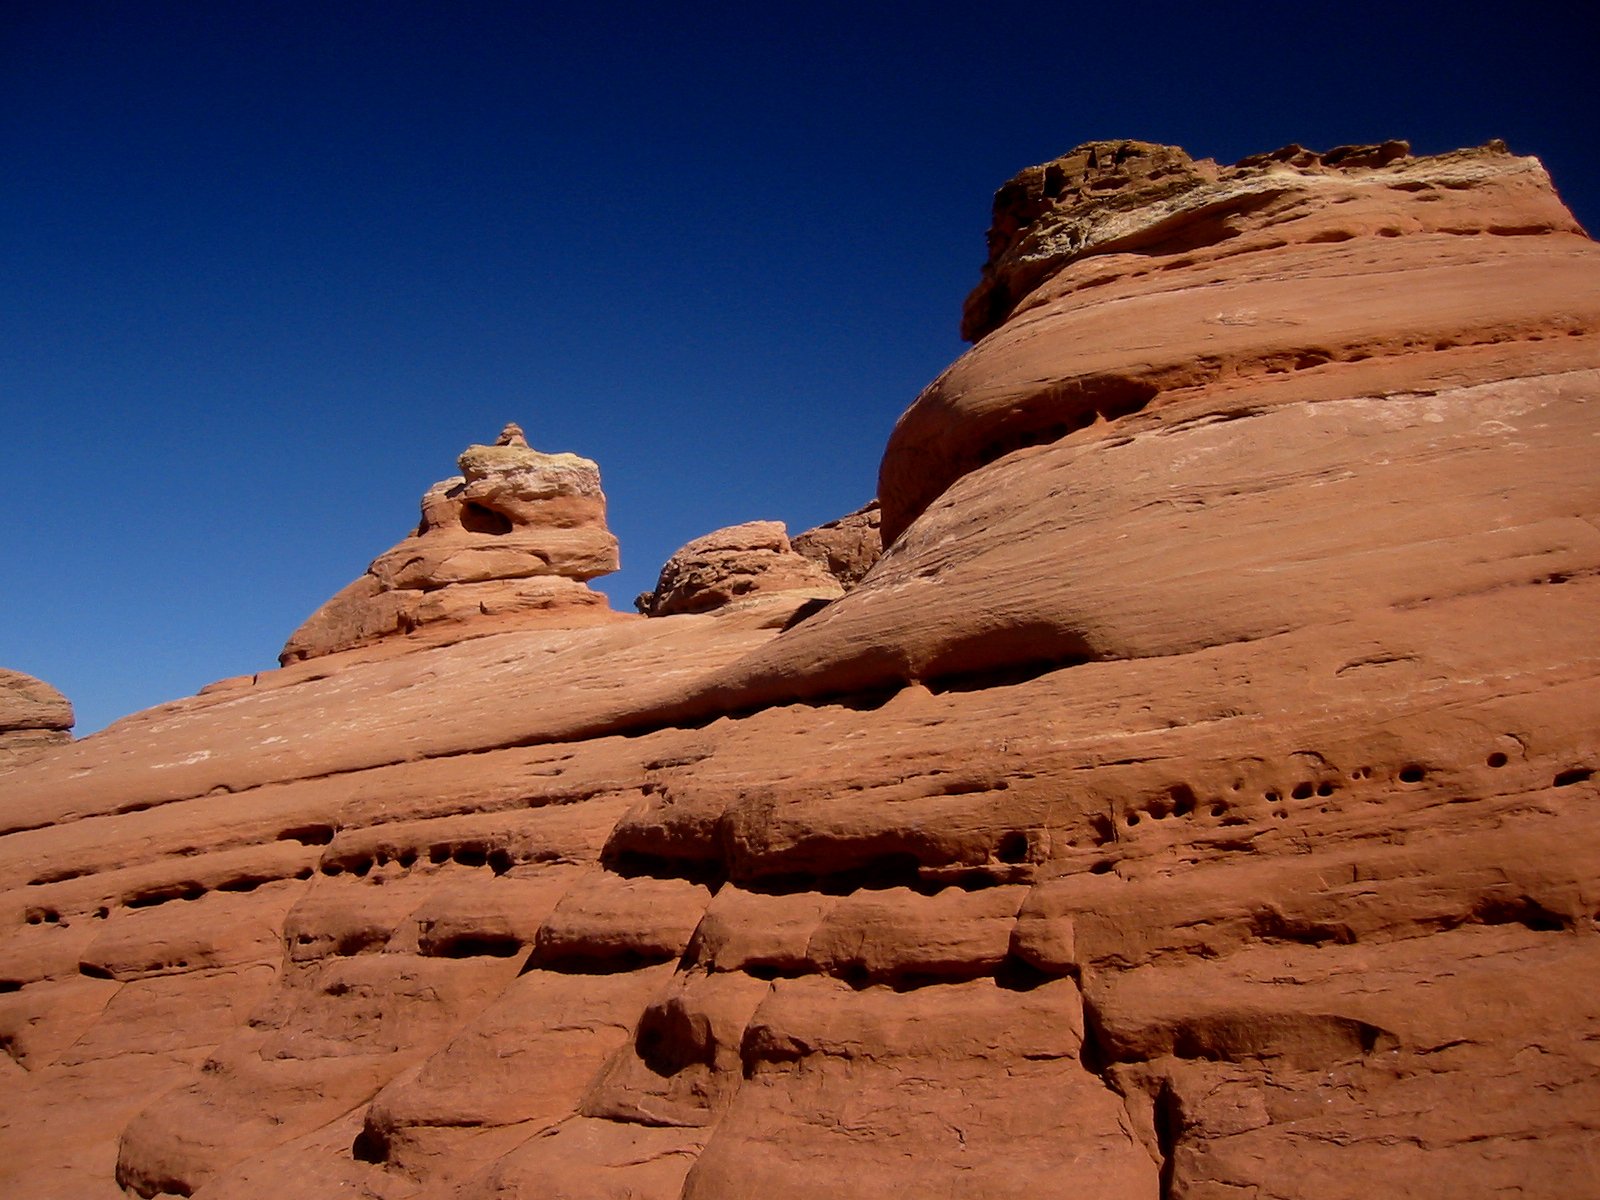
[0, 670, 73, 773]
[3, 141, 1598, 1200]
[635, 520, 843, 618]
[280, 421, 625, 663]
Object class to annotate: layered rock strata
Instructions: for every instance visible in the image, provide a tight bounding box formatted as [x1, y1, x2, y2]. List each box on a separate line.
[635, 520, 843, 617]
[0, 670, 73, 772]
[2, 141, 1598, 1200]
[281, 423, 624, 662]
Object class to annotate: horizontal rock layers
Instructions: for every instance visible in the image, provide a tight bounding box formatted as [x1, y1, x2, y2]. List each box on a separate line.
[884, 138, 1595, 544]
[0, 670, 73, 772]
[281, 423, 625, 663]
[635, 520, 844, 617]
[2, 141, 1598, 1200]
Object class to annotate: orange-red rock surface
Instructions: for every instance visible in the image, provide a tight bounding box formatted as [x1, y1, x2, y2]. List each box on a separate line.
[281, 422, 626, 664]
[3, 140, 1598, 1200]
[790, 501, 881, 589]
[0, 670, 73, 772]
[635, 520, 843, 617]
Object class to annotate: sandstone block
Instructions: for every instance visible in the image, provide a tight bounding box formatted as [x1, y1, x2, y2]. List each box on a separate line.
[636, 520, 843, 617]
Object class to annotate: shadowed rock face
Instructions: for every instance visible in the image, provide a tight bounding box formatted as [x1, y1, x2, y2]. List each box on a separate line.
[3, 142, 1599, 1200]
[280, 422, 626, 663]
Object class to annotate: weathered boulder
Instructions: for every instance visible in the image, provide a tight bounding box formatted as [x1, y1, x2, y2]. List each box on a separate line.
[790, 501, 881, 588]
[0, 669, 72, 772]
[635, 520, 842, 617]
[282, 423, 625, 662]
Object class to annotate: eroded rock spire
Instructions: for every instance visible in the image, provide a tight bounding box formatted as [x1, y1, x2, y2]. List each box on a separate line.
[281, 424, 624, 661]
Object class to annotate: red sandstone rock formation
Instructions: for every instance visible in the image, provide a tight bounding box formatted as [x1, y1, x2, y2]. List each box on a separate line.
[0, 670, 73, 772]
[635, 520, 843, 617]
[790, 500, 881, 589]
[2, 140, 1598, 1200]
[281, 423, 626, 662]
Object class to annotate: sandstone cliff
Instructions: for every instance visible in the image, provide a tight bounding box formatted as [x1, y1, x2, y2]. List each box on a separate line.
[2, 139, 1597, 1200]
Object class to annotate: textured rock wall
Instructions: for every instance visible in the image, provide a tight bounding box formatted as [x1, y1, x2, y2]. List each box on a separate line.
[0, 670, 73, 772]
[634, 520, 844, 617]
[2, 141, 1598, 1200]
[281, 423, 625, 663]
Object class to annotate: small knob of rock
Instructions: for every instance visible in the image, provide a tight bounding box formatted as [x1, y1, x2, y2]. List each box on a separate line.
[496, 422, 529, 448]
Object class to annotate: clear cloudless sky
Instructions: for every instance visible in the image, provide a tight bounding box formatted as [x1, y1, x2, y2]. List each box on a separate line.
[3, 1, 1596, 734]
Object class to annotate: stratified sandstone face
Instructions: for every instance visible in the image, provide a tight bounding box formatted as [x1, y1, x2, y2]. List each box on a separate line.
[281, 423, 625, 662]
[635, 521, 843, 618]
[0, 670, 73, 772]
[887, 137, 1593, 544]
[2, 143, 1598, 1200]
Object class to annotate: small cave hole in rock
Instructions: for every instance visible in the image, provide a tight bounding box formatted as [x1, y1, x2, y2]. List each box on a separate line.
[1264, 790, 1280, 804]
[1486, 752, 1509, 769]
[277, 824, 335, 847]
[488, 848, 515, 876]
[995, 956, 1053, 992]
[1554, 767, 1593, 788]
[1124, 811, 1141, 828]
[1291, 782, 1315, 801]
[838, 962, 873, 991]
[351, 1128, 388, 1165]
[461, 502, 514, 535]
[428, 933, 524, 959]
[1316, 781, 1335, 798]
[996, 832, 1030, 864]
[1209, 803, 1228, 818]
[1169, 785, 1197, 817]
[1398, 765, 1427, 784]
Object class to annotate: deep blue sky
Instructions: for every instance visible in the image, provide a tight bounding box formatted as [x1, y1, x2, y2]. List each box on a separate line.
[4, 2, 1595, 735]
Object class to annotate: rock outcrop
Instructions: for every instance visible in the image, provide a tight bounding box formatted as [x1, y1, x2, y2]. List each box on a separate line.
[890, 137, 1592, 543]
[635, 521, 843, 617]
[2, 141, 1598, 1200]
[790, 501, 881, 589]
[0, 670, 73, 772]
[281, 423, 624, 662]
